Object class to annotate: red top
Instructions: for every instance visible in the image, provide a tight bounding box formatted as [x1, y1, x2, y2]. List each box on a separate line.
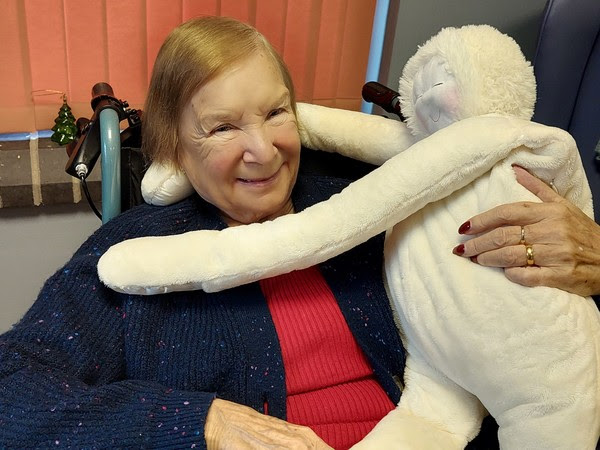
[260, 266, 395, 449]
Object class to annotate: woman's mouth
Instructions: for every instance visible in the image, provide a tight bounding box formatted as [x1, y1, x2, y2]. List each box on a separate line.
[238, 168, 280, 186]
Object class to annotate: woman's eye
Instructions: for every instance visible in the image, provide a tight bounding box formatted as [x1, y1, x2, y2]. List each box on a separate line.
[267, 108, 285, 119]
[212, 124, 233, 134]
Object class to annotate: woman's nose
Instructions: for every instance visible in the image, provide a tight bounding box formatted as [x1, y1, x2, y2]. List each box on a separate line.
[242, 126, 276, 163]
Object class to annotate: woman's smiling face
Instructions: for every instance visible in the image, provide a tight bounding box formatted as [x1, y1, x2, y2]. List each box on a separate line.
[178, 51, 301, 226]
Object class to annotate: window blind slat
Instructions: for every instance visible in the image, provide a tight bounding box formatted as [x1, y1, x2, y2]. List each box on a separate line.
[182, 0, 218, 21]
[146, 0, 183, 81]
[312, 0, 347, 105]
[255, 0, 288, 52]
[24, 0, 69, 128]
[24, 0, 67, 94]
[282, 0, 322, 102]
[0, 0, 34, 131]
[337, 0, 377, 100]
[63, 0, 107, 121]
[106, 0, 147, 108]
[219, 0, 254, 24]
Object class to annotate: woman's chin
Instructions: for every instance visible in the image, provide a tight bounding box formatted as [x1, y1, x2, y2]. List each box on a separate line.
[224, 198, 294, 227]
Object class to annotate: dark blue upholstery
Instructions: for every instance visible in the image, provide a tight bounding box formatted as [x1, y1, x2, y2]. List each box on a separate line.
[532, 0, 600, 220]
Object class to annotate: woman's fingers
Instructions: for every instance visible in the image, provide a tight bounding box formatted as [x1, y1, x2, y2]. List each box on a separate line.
[512, 165, 564, 203]
[460, 202, 550, 236]
[455, 225, 524, 256]
[459, 167, 567, 237]
[468, 243, 550, 268]
[455, 221, 561, 259]
[206, 398, 333, 450]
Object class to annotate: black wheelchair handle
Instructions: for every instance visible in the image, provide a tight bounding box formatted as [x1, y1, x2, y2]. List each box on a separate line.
[92, 82, 114, 98]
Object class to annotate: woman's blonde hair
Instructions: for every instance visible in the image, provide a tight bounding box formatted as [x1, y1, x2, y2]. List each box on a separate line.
[142, 16, 296, 165]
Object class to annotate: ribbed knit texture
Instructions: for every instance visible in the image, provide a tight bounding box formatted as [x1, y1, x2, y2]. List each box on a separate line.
[261, 266, 394, 449]
[0, 173, 405, 448]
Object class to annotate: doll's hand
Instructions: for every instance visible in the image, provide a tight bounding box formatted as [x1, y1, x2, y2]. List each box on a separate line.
[205, 398, 332, 449]
[453, 166, 600, 297]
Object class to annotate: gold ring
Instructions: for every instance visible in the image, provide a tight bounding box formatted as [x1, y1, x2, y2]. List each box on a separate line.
[526, 245, 535, 266]
[519, 226, 526, 245]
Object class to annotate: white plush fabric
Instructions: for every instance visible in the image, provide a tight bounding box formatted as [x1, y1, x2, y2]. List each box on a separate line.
[297, 102, 417, 165]
[141, 161, 194, 206]
[99, 25, 600, 448]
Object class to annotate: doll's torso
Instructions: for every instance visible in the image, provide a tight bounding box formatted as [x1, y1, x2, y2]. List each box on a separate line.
[383, 160, 600, 425]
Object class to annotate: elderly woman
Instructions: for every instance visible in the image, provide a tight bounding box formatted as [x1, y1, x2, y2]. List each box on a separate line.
[0, 17, 405, 449]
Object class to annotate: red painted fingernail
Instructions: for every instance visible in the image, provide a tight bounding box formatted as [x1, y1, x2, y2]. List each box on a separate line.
[470, 255, 478, 263]
[452, 244, 465, 256]
[458, 221, 471, 234]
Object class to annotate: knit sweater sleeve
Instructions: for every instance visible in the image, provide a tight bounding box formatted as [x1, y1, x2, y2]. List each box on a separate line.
[0, 208, 215, 449]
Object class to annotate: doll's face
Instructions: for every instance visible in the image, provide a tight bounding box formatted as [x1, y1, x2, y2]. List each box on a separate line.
[412, 55, 461, 136]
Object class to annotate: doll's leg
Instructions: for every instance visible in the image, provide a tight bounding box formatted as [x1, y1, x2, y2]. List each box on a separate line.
[486, 330, 599, 450]
[352, 354, 486, 449]
[494, 392, 600, 450]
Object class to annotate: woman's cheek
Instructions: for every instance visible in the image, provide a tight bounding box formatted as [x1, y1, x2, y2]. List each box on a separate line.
[275, 120, 301, 150]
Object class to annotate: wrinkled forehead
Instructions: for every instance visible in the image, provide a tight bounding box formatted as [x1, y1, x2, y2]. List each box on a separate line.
[184, 52, 292, 124]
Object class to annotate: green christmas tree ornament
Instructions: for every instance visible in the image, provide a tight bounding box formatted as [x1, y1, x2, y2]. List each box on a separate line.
[51, 96, 77, 146]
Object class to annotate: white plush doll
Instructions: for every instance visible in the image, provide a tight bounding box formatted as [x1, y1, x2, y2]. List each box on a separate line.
[99, 25, 600, 448]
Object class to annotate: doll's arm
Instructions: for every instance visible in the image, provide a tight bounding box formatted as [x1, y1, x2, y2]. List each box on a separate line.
[296, 103, 416, 165]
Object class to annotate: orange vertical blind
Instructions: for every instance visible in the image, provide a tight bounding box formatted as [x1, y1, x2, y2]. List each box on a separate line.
[0, 0, 377, 133]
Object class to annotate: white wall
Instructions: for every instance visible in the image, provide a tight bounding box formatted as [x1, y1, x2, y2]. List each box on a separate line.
[0, 205, 100, 333]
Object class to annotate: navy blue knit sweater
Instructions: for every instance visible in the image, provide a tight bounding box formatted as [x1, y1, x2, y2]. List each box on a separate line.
[0, 174, 405, 449]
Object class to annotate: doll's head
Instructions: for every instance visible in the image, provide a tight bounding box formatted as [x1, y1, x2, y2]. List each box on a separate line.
[399, 25, 536, 140]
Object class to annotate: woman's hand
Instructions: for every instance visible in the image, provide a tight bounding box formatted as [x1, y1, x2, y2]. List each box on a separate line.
[453, 165, 600, 297]
[205, 398, 332, 449]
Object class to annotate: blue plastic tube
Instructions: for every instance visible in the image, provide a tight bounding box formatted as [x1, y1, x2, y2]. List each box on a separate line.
[99, 108, 121, 223]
